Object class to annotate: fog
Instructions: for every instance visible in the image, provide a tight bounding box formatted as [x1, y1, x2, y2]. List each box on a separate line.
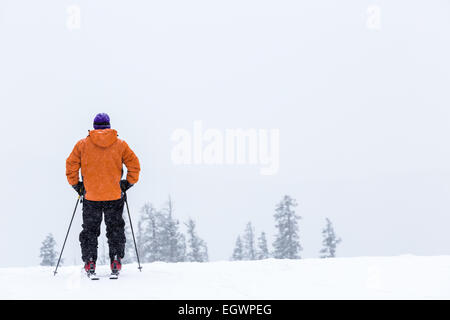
[0, 0, 449, 267]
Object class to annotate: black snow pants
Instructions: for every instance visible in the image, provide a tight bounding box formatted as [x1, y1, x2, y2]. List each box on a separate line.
[79, 197, 126, 263]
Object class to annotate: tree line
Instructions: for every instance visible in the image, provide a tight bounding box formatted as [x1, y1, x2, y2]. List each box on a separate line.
[125, 196, 208, 264]
[231, 195, 341, 261]
[40, 195, 341, 266]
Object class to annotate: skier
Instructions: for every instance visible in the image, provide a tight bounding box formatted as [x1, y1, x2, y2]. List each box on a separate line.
[66, 113, 140, 278]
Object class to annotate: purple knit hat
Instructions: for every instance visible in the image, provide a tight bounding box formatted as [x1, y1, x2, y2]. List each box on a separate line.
[93, 113, 111, 129]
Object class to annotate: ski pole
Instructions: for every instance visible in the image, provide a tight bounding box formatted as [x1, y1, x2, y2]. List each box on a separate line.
[124, 192, 142, 271]
[53, 195, 81, 276]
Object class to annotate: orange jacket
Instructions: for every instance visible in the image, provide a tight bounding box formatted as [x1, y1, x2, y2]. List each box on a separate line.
[66, 129, 141, 201]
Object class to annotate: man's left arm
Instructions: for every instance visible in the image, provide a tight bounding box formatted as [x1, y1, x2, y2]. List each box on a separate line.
[66, 140, 83, 186]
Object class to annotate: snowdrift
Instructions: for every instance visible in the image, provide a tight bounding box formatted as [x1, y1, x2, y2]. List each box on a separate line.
[1, 255, 450, 299]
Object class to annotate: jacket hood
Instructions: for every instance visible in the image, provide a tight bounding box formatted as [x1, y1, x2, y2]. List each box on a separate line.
[88, 129, 118, 148]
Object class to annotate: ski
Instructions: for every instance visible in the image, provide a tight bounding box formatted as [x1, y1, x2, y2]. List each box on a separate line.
[109, 272, 119, 280]
[87, 272, 100, 280]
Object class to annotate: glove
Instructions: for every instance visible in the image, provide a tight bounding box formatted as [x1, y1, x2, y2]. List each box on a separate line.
[72, 181, 84, 196]
[120, 179, 133, 192]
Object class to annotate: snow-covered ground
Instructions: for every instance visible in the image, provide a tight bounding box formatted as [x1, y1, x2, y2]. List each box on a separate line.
[1, 255, 450, 299]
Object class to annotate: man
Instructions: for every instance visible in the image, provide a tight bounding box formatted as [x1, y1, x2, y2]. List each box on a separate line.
[66, 113, 140, 277]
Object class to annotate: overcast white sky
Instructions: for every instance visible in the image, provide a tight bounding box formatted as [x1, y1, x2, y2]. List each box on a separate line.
[0, 0, 449, 267]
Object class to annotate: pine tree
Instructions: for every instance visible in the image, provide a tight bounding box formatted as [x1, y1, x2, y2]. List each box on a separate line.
[39, 233, 58, 266]
[257, 232, 269, 260]
[160, 196, 186, 262]
[138, 203, 163, 262]
[272, 195, 302, 259]
[137, 198, 187, 263]
[122, 221, 136, 264]
[136, 212, 146, 262]
[231, 236, 244, 261]
[319, 218, 342, 258]
[242, 222, 256, 260]
[185, 218, 209, 262]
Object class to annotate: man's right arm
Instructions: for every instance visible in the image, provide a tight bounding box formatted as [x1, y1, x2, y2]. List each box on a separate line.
[122, 140, 141, 186]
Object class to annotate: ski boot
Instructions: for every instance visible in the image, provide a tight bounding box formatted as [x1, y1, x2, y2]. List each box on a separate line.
[110, 256, 121, 279]
[84, 258, 99, 280]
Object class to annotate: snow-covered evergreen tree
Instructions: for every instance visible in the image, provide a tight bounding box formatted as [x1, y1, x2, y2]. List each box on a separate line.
[243, 222, 256, 260]
[272, 195, 302, 259]
[257, 232, 269, 260]
[122, 220, 136, 264]
[138, 203, 163, 262]
[160, 196, 186, 262]
[319, 218, 342, 258]
[136, 211, 146, 262]
[185, 218, 209, 262]
[39, 233, 58, 266]
[231, 236, 244, 261]
[137, 198, 187, 263]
